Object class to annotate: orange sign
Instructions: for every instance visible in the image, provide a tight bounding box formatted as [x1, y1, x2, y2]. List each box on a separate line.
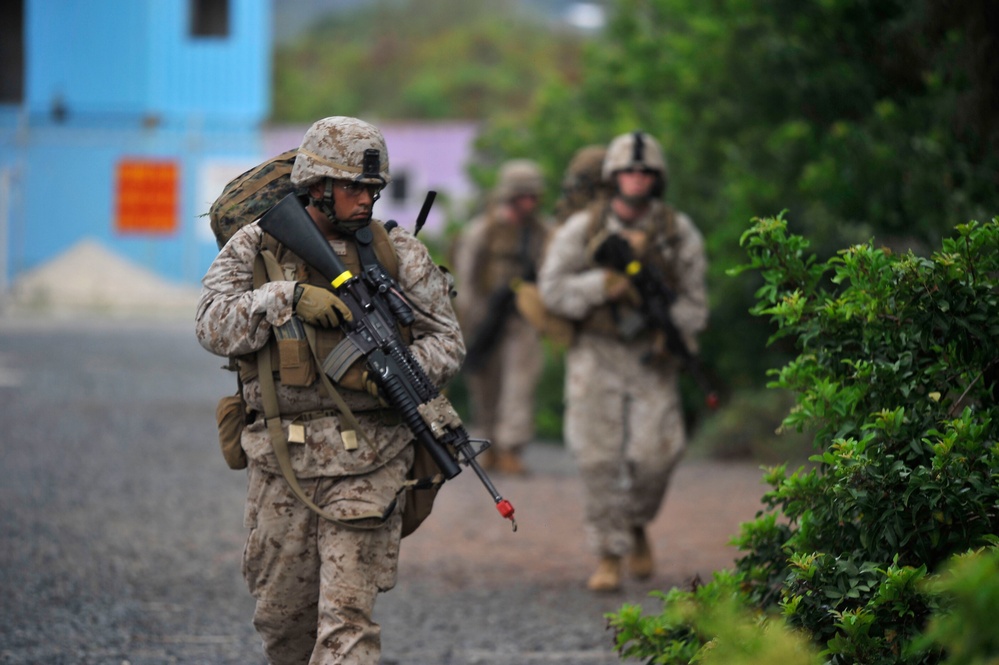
[115, 159, 179, 233]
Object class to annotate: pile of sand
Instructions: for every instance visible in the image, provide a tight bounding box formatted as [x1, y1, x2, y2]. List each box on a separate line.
[6, 239, 202, 320]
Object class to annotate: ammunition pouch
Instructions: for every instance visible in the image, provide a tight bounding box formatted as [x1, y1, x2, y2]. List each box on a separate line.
[215, 388, 249, 470]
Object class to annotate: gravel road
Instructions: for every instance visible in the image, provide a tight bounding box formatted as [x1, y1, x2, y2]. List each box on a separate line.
[0, 314, 768, 665]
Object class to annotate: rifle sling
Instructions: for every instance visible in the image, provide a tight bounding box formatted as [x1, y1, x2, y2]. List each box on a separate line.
[255, 252, 391, 528]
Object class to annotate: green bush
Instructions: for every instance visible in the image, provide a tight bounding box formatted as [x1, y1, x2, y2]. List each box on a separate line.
[911, 543, 999, 664]
[608, 216, 999, 664]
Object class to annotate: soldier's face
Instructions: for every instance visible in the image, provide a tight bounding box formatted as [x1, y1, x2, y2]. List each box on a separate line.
[331, 179, 377, 222]
[510, 193, 540, 218]
[615, 169, 656, 198]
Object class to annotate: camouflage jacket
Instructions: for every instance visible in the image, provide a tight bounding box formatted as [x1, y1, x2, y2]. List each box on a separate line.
[538, 200, 708, 353]
[195, 220, 465, 478]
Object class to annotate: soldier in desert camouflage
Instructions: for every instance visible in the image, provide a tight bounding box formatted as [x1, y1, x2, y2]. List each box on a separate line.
[452, 160, 552, 475]
[554, 144, 607, 225]
[195, 116, 464, 664]
[538, 131, 708, 592]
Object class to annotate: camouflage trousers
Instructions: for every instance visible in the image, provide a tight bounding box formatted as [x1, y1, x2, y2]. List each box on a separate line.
[466, 315, 544, 452]
[241, 449, 411, 665]
[564, 335, 686, 557]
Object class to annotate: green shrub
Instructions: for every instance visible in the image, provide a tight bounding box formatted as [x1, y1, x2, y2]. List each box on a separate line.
[608, 216, 999, 664]
[911, 543, 999, 664]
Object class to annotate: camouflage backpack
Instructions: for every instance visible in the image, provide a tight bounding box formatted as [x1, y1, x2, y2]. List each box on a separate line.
[208, 148, 298, 249]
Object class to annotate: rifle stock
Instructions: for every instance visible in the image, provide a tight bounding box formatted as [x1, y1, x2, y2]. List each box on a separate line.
[258, 193, 517, 528]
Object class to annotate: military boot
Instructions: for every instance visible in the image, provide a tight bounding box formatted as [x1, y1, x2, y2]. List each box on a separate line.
[628, 526, 654, 579]
[586, 555, 622, 592]
[495, 449, 527, 476]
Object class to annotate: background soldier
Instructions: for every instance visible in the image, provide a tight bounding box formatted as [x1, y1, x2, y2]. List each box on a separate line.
[453, 159, 552, 475]
[195, 116, 464, 664]
[554, 144, 608, 225]
[537, 131, 708, 592]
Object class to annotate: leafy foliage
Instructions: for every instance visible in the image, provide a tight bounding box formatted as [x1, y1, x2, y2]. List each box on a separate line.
[910, 544, 999, 664]
[272, 0, 586, 122]
[607, 217, 999, 663]
[474, 0, 999, 393]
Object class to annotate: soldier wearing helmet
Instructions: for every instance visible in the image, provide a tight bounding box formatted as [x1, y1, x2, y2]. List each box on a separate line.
[453, 159, 553, 475]
[538, 130, 708, 592]
[195, 117, 464, 664]
[554, 144, 608, 224]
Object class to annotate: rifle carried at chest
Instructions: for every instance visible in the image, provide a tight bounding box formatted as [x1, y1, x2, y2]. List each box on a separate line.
[593, 233, 719, 409]
[258, 193, 517, 529]
[463, 225, 538, 372]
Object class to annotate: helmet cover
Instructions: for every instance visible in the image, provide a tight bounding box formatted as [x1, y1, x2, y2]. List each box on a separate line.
[495, 159, 544, 202]
[291, 116, 392, 189]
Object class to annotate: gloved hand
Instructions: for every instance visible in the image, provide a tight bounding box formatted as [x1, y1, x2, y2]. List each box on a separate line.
[363, 371, 390, 407]
[294, 284, 353, 328]
[361, 371, 382, 399]
[604, 270, 640, 305]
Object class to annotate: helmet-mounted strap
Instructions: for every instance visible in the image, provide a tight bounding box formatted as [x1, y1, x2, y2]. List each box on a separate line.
[362, 149, 382, 181]
[297, 147, 390, 177]
[632, 131, 645, 164]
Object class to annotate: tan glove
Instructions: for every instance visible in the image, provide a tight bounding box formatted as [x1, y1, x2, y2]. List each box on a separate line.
[361, 370, 382, 400]
[604, 270, 641, 305]
[294, 284, 353, 328]
[619, 229, 649, 256]
[365, 371, 389, 407]
[338, 366, 384, 400]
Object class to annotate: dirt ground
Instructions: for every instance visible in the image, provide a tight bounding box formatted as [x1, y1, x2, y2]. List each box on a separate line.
[398, 445, 768, 590]
[0, 318, 773, 665]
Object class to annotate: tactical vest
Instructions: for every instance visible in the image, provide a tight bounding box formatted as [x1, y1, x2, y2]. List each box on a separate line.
[240, 220, 407, 413]
[476, 212, 546, 294]
[578, 199, 679, 340]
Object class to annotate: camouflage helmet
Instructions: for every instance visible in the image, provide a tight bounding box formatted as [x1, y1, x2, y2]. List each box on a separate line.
[562, 144, 607, 193]
[602, 131, 668, 194]
[495, 159, 544, 202]
[555, 144, 608, 223]
[291, 116, 391, 190]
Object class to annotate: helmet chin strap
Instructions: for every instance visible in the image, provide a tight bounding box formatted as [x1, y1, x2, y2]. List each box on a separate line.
[310, 179, 371, 234]
[617, 192, 654, 208]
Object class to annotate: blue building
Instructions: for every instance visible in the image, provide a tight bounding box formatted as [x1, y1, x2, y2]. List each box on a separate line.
[0, 0, 271, 290]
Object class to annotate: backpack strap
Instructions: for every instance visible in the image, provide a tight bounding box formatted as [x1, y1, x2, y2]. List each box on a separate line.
[255, 250, 390, 528]
[257, 342, 393, 528]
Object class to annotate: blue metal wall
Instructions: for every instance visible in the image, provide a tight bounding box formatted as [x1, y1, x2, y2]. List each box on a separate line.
[1, 0, 271, 286]
[26, 0, 268, 123]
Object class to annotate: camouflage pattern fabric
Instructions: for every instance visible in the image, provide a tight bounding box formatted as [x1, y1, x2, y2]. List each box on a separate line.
[242, 452, 411, 664]
[209, 149, 298, 250]
[463, 315, 544, 453]
[453, 211, 550, 452]
[196, 220, 464, 478]
[537, 201, 708, 558]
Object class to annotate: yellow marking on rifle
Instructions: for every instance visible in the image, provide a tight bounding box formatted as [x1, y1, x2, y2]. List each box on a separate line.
[626, 260, 642, 276]
[331, 270, 353, 288]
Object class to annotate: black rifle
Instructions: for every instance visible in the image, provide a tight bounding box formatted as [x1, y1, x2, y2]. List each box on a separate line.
[463, 283, 517, 373]
[258, 193, 517, 529]
[463, 225, 536, 373]
[592, 233, 719, 409]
